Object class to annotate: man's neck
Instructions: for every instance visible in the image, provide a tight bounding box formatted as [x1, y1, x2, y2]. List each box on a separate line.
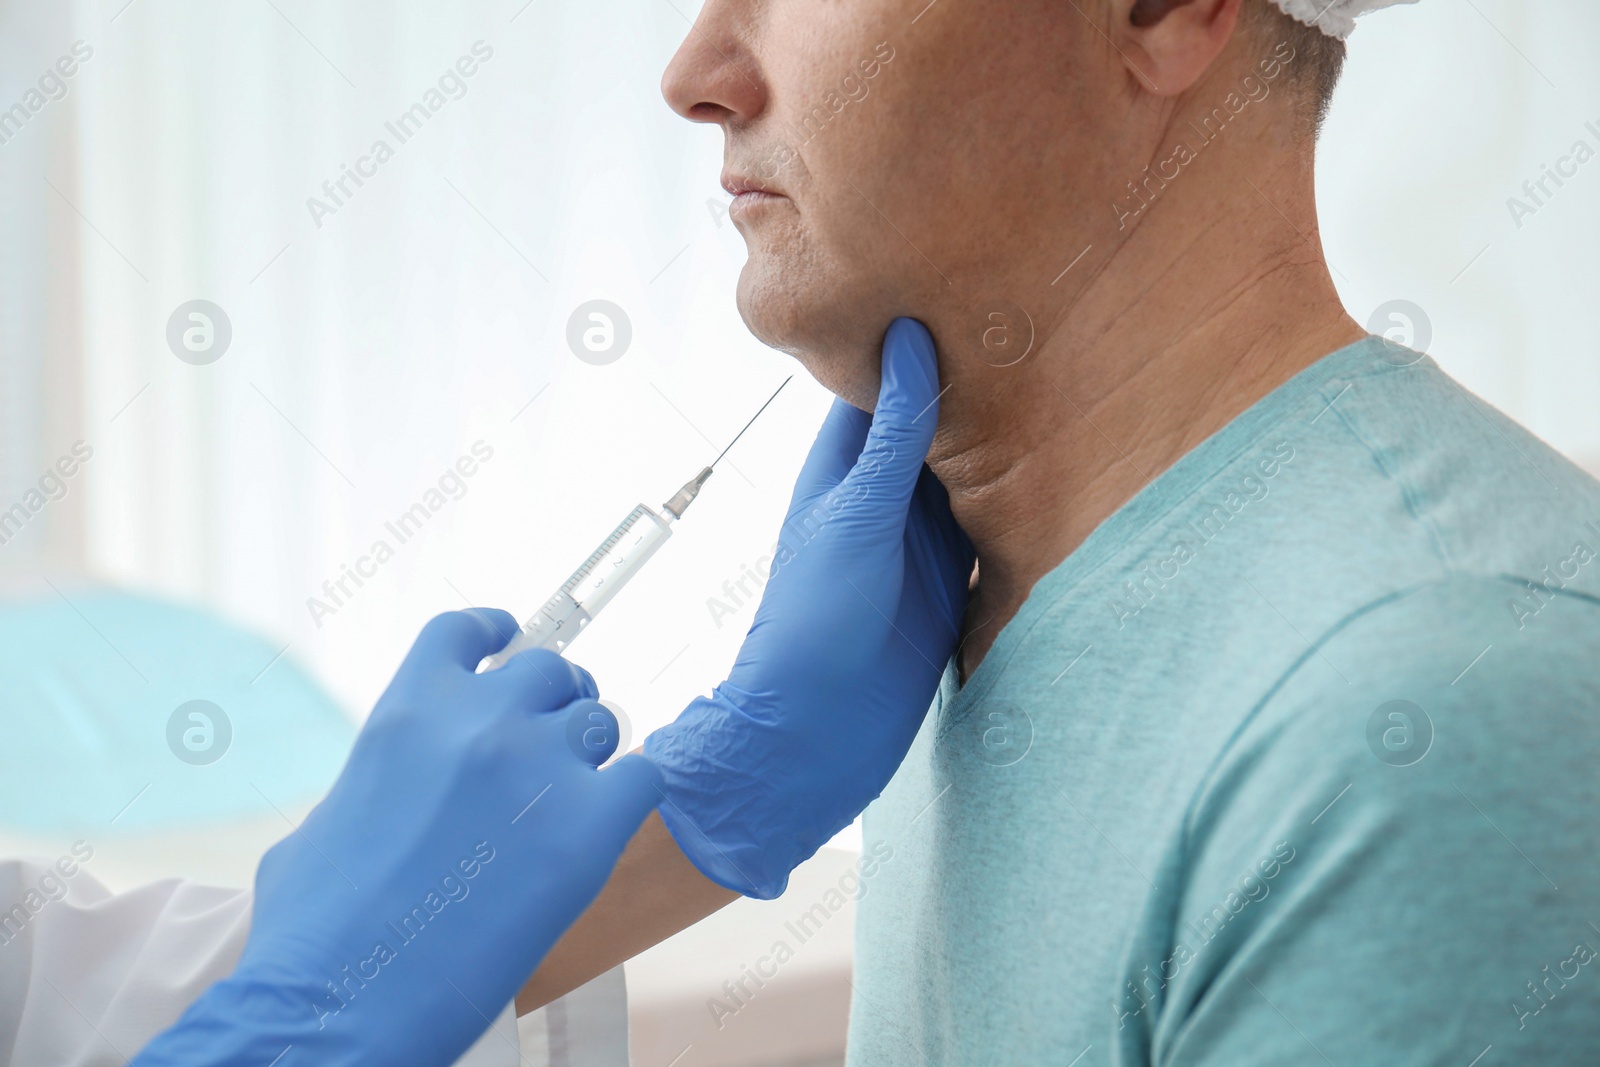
[927, 138, 1364, 680]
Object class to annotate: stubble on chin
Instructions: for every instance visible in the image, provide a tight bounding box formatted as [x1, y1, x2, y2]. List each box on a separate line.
[734, 244, 887, 412]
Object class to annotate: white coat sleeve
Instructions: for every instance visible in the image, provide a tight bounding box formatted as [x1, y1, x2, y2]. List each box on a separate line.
[0, 854, 250, 1066]
[0, 855, 626, 1067]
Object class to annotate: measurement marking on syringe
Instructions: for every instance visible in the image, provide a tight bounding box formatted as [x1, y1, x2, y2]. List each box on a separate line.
[564, 509, 653, 593]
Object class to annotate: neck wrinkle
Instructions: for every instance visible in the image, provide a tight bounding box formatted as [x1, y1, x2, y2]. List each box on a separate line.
[928, 141, 1361, 670]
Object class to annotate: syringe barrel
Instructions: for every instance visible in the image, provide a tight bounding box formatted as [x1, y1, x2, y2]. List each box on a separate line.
[566, 504, 674, 617]
[481, 504, 673, 669]
[515, 588, 592, 655]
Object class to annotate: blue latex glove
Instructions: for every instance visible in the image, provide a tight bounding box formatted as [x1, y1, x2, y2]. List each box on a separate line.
[645, 318, 975, 898]
[135, 609, 661, 1067]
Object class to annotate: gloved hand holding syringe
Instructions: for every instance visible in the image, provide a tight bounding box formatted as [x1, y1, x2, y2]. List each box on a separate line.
[480, 376, 792, 670]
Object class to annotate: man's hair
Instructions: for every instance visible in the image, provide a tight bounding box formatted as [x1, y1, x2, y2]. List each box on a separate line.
[1245, 0, 1347, 135]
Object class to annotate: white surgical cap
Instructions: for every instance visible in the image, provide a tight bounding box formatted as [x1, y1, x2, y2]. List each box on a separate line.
[1269, 0, 1417, 39]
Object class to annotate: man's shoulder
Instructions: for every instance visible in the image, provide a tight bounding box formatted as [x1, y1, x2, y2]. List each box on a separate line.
[1157, 573, 1600, 1062]
[1274, 569, 1591, 741]
[1320, 354, 1600, 574]
[1287, 571, 1600, 705]
[1185, 573, 1600, 851]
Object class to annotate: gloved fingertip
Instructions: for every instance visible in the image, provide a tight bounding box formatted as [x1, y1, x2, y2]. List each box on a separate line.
[465, 607, 521, 642]
[594, 754, 666, 836]
[603, 752, 664, 798]
[565, 699, 619, 767]
[843, 320, 942, 500]
[413, 608, 523, 671]
[569, 660, 599, 701]
[882, 318, 939, 412]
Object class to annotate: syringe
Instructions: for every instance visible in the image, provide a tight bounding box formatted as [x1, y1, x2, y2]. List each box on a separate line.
[481, 377, 790, 670]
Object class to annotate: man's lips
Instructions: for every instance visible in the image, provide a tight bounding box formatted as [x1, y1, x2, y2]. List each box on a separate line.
[720, 171, 785, 199]
[730, 190, 785, 212]
[723, 173, 788, 222]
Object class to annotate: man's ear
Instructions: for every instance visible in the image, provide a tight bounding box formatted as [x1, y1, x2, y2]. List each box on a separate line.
[1115, 0, 1244, 98]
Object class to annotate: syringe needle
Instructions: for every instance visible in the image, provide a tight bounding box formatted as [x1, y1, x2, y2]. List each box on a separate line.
[487, 377, 796, 669]
[661, 376, 793, 520]
[711, 376, 792, 471]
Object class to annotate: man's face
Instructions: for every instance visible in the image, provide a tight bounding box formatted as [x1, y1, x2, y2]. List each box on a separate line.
[663, 0, 1137, 409]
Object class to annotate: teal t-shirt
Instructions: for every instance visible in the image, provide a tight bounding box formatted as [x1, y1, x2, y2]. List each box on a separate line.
[849, 337, 1600, 1065]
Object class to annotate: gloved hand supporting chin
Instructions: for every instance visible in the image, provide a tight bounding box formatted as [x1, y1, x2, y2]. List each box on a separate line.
[646, 318, 974, 899]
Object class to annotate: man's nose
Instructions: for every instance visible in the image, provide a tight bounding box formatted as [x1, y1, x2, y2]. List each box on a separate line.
[660, 1, 767, 125]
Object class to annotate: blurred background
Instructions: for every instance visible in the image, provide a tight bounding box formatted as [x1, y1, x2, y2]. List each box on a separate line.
[0, 1, 1595, 1064]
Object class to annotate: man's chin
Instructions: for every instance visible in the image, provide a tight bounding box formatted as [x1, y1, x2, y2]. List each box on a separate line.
[734, 260, 803, 355]
[736, 265, 882, 411]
